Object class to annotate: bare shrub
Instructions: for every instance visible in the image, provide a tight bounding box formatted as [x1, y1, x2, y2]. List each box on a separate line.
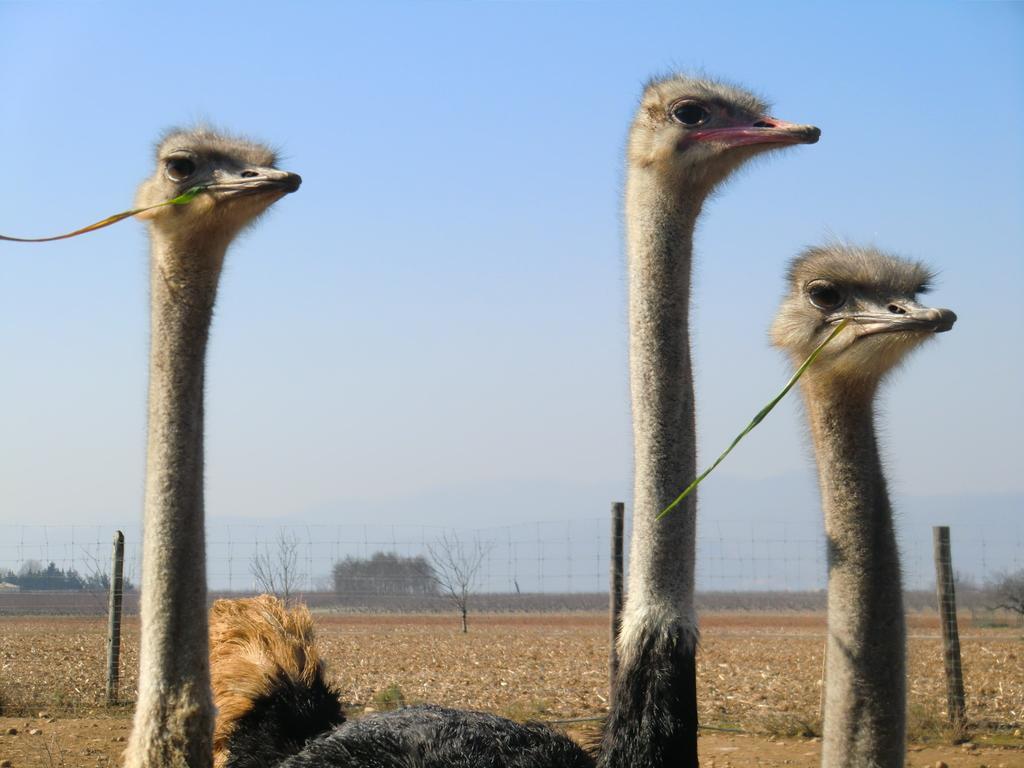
[985, 569, 1024, 623]
[250, 531, 302, 604]
[426, 533, 493, 633]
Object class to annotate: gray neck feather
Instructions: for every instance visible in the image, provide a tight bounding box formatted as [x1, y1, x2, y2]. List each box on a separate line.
[804, 383, 906, 768]
[620, 171, 702, 657]
[126, 237, 222, 768]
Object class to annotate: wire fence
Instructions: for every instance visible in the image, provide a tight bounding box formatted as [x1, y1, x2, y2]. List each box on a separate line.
[0, 518, 1021, 610]
[0, 520, 1021, 732]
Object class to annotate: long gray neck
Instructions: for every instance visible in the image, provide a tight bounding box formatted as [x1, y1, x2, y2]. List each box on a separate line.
[599, 172, 702, 767]
[127, 237, 223, 768]
[804, 381, 906, 768]
[623, 176, 701, 645]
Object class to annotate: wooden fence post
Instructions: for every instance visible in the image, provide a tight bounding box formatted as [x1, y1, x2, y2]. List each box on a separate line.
[105, 530, 125, 705]
[933, 525, 966, 726]
[609, 502, 625, 694]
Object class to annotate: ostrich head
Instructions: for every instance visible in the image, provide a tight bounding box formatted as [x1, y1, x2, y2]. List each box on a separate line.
[135, 127, 301, 259]
[628, 75, 820, 195]
[771, 243, 956, 390]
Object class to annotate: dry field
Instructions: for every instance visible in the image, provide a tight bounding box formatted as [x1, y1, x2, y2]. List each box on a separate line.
[1, 612, 1022, 767]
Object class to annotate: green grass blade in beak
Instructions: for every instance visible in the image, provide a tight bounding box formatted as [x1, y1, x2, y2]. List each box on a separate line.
[657, 318, 849, 520]
[0, 185, 206, 243]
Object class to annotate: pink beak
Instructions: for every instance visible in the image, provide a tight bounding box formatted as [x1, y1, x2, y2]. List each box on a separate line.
[690, 116, 821, 148]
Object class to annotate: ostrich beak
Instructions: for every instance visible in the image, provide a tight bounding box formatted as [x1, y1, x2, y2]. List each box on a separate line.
[208, 168, 303, 198]
[691, 117, 821, 148]
[841, 304, 958, 337]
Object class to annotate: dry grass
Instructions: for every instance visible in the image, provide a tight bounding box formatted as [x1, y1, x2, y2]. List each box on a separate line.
[0, 612, 1021, 737]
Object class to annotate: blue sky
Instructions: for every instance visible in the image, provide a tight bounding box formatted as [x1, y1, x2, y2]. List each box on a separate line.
[0, 2, 1021, 545]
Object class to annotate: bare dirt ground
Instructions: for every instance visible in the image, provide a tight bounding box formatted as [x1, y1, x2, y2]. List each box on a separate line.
[1, 612, 1021, 767]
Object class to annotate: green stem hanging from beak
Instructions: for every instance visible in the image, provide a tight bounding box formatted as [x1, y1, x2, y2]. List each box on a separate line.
[657, 318, 850, 520]
[0, 186, 207, 243]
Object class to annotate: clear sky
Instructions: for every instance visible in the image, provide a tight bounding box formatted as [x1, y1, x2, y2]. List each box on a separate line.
[0, 2, 1021, 542]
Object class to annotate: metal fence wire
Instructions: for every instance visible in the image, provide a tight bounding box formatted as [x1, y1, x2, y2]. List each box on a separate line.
[1, 518, 1020, 604]
[0, 520, 1021, 733]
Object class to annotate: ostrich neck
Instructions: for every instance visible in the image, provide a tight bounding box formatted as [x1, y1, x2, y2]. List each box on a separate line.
[599, 173, 702, 768]
[804, 382, 906, 767]
[127, 235, 223, 768]
[625, 178, 700, 630]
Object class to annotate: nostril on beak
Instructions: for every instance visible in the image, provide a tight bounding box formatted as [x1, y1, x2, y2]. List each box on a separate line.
[753, 120, 773, 128]
[240, 170, 258, 178]
[888, 304, 906, 315]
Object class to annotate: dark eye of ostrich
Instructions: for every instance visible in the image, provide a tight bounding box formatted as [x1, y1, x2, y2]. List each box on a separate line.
[670, 101, 710, 127]
[165, 156, 197, 182]
[807, 281, 845, 311]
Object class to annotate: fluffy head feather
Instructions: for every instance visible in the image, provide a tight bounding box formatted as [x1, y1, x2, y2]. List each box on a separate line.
[134, 126, 299, 259]
[156, 127, 279, 170]
[771, 243, 953, 391]
[627, 74, 818, 195]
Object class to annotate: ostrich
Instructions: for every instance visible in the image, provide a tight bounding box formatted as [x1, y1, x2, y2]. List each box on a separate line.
[123, 128, 301, 768]
[599, 75, 819, 767]
[770, 244, 956, 767]
[207, 74, 819, 768]
[208, 596, 594, 768]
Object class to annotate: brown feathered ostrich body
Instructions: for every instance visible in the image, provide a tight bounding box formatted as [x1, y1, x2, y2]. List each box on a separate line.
[771, 244, 956, 767]
[209, 597, 344, 767]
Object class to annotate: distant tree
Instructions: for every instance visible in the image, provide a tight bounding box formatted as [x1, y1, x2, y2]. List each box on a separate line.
[9, 561, 85, 590]
[250, 531, 303, 604]
[77, 545, 135, 592]
[426, 533, 493, 633]
[332, 552, 438, 596]
[987, 569, 1024, 619]
[17, 560, 43, 577]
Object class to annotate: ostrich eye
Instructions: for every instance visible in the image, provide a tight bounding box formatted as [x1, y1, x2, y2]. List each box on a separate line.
[807, 281, 845, 311]
[165, 156, 197, 182]
[671, 101, 710, 127]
